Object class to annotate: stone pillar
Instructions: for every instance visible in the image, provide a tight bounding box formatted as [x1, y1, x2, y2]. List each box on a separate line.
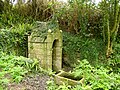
[46, 29, 53, 70]
[52, 30, 62, 72]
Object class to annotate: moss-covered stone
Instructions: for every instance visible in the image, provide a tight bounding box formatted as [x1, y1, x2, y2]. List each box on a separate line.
[54, 71, 83, 86]
[28, 25, 62, 72]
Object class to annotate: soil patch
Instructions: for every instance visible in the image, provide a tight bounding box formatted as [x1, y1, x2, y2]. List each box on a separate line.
[7, 75, 50, 90]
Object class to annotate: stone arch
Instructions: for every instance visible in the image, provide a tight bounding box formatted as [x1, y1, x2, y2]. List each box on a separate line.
[28, 29, 62, 72]
[52, 39, 62, 72]
[46, 30, 62, 71]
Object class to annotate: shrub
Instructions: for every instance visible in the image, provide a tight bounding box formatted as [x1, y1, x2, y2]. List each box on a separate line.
[63, 32, 106, 67]
[53, 0, 103, 37]
[0, 23, 33, 56]
[0, 53, 39, 88]
[72, 59, 120, 90]
[47, 59, 120, 90]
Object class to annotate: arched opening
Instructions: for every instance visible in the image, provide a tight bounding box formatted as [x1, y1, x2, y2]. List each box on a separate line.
[52, 39, 59, 71]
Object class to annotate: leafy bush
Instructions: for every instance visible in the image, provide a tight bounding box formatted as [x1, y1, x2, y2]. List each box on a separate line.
[47, 59, 120, 90]
[53, 0, 102, 37]
[63, 32, 106, 66]
[0, 2, 33, 28]
[0, 53, 40, 88]
[0, 23, 33, 56]
[72, 60, 120, 90]
[0, 0, 4, 13]
[47, 80, 72, 90]
[108, 43, 120, 73]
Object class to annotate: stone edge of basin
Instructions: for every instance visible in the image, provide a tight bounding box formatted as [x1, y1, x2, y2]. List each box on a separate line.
[54, 70, 83, 86]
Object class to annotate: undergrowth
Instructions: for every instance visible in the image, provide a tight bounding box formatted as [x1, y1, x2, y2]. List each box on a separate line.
[0, 0, 119, 90]
[107, 43, 120, 73]
[63, 32, 106, 67]
[47, 59, 120, 90]
[0, 23, 33, 56]
[0, 53, 40, 89]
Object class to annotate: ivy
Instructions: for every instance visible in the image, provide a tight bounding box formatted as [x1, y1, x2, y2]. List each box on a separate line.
[0, 23, 33, 56]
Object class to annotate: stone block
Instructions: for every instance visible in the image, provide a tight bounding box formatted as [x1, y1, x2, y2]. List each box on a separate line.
[54, 71, 83, 86]
[28, 29, 62, 72]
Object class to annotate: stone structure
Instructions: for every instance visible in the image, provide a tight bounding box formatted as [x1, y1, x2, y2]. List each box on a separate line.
[28, 29, 62, 72]
[54, 70, 84, 86]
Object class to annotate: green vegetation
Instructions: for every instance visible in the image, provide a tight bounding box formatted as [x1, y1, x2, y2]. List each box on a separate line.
[47, 60, 120, 90]
[63, 32, 106, 66]
[0, 53, 40, 89]
[0, 24, 33, 56]
[0, 0, 119, 90]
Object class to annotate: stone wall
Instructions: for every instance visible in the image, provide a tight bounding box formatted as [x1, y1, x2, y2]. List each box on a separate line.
[28, 29, 62, 71]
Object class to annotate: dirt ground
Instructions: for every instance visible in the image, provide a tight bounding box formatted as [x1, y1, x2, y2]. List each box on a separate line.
[7, 75, 51, 90]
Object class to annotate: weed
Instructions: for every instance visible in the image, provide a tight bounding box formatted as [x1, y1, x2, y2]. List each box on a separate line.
[0, 53, 40, 88]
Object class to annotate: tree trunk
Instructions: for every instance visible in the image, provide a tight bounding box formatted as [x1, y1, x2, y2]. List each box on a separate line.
[106, 0, 119, 58]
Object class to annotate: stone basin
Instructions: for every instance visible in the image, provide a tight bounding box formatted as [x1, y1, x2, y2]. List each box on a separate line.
[54, 71, 84, 86]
